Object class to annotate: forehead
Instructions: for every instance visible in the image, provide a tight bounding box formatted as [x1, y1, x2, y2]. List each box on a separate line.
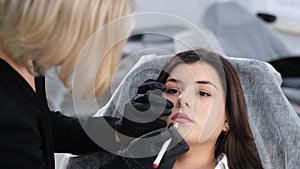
[169, 62, 221, 83]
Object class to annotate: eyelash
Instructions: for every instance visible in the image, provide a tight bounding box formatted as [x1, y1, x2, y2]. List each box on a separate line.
[166, 88, 181, 95]
[165, 88, 211, 97]
[198, 91, 211, 97]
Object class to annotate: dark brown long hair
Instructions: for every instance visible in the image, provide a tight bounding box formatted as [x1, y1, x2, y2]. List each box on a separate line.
[157, 49, 263, 169]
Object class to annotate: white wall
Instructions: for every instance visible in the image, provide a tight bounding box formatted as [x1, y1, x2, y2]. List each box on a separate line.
[134, 0, 261, 27]
[134, 0, 300, 23]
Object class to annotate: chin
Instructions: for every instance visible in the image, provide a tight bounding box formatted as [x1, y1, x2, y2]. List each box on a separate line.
[177, 124, 194, 138]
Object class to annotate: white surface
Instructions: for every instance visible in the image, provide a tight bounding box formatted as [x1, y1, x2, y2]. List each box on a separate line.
[266, 0, 300, 20]
[134, 0, 251, 29]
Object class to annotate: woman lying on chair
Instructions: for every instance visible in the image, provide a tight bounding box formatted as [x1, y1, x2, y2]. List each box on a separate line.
[103, 49, 264, 169]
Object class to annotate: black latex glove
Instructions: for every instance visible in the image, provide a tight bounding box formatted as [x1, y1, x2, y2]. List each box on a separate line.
[114, 79, 173, 139]
[118, 123, 190, 169]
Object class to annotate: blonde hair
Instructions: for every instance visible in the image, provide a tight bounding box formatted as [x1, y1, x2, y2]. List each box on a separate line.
[0, 0, 134, 98]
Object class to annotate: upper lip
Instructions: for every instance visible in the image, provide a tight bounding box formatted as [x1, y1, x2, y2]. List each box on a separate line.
[171, 112, 194, 122]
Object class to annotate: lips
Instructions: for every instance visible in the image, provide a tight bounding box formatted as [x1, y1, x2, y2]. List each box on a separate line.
[171, 112, 193, 123]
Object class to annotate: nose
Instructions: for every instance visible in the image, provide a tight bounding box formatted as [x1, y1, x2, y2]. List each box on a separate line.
[176, 92, 190, 108]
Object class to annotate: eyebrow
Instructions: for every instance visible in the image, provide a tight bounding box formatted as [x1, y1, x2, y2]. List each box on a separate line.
[166, 78, 218, 89]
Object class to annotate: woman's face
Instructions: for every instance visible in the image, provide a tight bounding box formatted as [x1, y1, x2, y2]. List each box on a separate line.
[163, 61, 228, 145]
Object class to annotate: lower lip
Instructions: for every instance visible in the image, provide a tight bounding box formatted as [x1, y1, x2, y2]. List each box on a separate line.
[173, 118, 193, 123]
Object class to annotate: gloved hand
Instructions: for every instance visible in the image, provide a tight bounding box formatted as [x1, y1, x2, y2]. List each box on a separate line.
[118, 123, 190, 169]
[114, 79, 174, 139]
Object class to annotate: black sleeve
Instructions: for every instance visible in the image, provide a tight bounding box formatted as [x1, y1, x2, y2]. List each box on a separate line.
[50, 111, 121, 155]
[39, 75, 120, 154]
[100, 155, 129, 169]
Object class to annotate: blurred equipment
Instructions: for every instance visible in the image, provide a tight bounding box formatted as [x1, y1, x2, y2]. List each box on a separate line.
[257, 12, 277, 23]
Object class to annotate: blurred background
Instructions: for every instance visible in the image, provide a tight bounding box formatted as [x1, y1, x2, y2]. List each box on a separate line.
[47, 0, 300, 168]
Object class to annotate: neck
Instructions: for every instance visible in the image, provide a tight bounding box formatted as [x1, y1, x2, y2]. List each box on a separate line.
[0, 43, 36, 92]
[173, 142, 216, 169]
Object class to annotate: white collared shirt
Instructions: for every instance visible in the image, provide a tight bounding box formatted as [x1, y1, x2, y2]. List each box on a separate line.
[215, 154, 229, 169]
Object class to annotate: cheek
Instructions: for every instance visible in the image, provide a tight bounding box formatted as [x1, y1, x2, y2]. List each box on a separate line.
[161, 93, 177, 125]
[163, 93, 178, 104]
[192, 99, 226, 144]
[162, 93, 178, 116]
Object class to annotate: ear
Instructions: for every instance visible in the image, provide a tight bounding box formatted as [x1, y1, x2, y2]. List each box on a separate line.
[222, 119, 229, 132]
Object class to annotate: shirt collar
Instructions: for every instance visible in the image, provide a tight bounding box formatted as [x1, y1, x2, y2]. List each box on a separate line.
[214, 154, 229, 169]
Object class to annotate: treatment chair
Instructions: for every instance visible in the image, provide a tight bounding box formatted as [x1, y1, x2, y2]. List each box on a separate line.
[61, 52, 300, 169]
